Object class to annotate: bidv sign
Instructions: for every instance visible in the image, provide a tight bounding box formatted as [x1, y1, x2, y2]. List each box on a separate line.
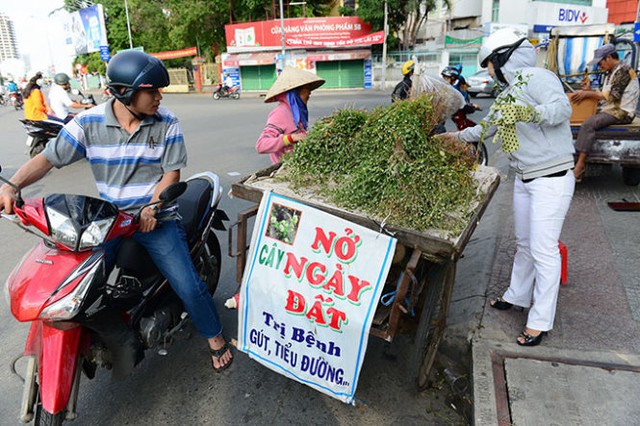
[558, 8, 588, 24]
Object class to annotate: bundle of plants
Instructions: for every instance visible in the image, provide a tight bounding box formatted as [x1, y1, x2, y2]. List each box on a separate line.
[280, 95, 478, 234]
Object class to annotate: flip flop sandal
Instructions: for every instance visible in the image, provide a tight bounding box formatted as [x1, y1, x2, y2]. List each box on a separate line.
[209, 342, 233, 373]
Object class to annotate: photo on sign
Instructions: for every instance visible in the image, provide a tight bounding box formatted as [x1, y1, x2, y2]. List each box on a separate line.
[265, 203, 302, 245]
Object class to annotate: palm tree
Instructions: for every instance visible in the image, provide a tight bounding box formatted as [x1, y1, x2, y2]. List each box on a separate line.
[402, 0, 451, 50]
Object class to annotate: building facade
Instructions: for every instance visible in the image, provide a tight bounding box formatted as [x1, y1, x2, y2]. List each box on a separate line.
[0, 12, 19, 63]
[410, 0, 612, 78]
[222, 17, 383, 91]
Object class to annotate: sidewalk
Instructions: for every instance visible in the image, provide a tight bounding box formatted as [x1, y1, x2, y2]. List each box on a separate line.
[468, 164, 640, 425]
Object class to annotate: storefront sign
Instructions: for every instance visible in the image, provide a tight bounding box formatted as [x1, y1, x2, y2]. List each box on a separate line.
[238, 192, 396, 404]
[226, 17, 382, 52]
[534, 4, 607, 26]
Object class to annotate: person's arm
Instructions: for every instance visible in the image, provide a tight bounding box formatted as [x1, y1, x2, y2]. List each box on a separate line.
[138, 170, 180, 233]
[604, 66, 632, 104]
[571, 89, 605, 103]
[256, 106, 304, 154]
[62, 92, 91, 111]
[0, 154, 54, 214]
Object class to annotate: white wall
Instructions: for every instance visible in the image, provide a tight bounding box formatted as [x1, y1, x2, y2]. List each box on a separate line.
[451, 0, 483, 20]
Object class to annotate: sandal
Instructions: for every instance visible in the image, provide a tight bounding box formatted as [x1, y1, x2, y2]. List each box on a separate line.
[490, 298, 513, 310]
[209, 341, 233, 373]
[516, 330, 546, 347]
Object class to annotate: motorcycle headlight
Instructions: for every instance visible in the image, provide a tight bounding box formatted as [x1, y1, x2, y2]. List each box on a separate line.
[46, 207, 115, 251]
[79, 218, 115, 250]
[46, 207, 78, 250]
[39, 255, 103, 321]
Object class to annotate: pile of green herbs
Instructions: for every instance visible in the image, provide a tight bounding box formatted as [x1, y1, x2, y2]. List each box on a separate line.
[280, 95, 478, 234]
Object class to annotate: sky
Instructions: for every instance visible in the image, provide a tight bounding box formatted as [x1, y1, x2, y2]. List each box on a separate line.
[0, 0, 73, 78]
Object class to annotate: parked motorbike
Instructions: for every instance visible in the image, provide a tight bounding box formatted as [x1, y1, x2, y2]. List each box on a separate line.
[21, 119, 64, 158]
[10, 92, 24, 110]
[212, 84, 240, 100]
[1, 166, 228, 425]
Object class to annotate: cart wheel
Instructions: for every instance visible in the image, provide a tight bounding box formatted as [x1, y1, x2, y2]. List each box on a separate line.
[412, 261, 456, 391]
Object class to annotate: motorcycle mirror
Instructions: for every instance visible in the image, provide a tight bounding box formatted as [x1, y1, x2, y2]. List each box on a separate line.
[159, 182, 187, 203]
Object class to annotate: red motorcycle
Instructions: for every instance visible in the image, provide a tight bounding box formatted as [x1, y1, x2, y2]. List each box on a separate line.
[1, 167, 227, 424]
[451, 108, 489, 166]
[10, 92, 24, 110]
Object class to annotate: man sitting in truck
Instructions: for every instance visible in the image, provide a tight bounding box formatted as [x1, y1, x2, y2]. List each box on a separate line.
[571, 43, 640, 181]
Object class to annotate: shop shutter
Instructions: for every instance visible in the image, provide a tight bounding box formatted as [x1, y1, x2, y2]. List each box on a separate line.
[241, 65, 277, 91]
[316, 60, 364, 89]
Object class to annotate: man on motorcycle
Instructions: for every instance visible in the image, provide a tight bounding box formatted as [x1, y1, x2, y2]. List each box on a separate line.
[222, 73, 234, 95]
[0, 50, 233, 373]
[48, 73, 92, 122]
[391, 60, 415, 102]
[6, 79, 23, 106]
[441, 66, 482, 130]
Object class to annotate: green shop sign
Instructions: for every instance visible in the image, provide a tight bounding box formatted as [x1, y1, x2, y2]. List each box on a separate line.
[445, 36, 483, 48]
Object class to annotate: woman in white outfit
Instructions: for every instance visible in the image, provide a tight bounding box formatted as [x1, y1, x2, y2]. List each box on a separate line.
[445, 28, 575, 346]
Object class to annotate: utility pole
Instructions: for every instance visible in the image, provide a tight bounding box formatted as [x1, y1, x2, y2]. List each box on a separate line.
[381, 1, 388, 91]
[279, 0, 286, 58]
[124, 0, 133, 49]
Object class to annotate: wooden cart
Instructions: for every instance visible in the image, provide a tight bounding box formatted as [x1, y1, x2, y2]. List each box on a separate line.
[229, 163, 500, 390]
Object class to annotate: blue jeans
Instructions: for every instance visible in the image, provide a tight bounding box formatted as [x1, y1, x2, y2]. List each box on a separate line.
[104, 220, 222, 338]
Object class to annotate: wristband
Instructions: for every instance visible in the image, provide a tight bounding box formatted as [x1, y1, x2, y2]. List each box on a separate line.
[283, 134, 294, 146]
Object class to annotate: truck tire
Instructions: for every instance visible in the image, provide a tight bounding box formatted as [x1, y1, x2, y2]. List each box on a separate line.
[622, 167, 640, 186]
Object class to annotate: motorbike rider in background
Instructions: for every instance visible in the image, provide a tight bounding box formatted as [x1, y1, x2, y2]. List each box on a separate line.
[441, 65, 482, 130]
[391, 60, 415, 102]
[0, 50, 233, 374]
[48, 73, 92, 123]
[222, 73, 234, 95]
[6, 79, 23, 106]
[23, 72, 55, 121]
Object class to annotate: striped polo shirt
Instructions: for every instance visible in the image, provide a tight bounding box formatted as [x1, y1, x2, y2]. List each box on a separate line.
[43, 98, 187, 212]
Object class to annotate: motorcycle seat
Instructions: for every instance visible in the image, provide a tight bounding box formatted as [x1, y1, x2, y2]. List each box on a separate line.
[176, 177, 213, 244]
[114, 177, 213, 277]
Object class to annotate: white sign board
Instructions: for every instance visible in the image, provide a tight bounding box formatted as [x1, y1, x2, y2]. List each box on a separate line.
[238, 192, 396, 404]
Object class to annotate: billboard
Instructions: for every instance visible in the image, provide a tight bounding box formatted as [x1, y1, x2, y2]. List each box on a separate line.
[225, 17, 384, 52]
[63, 4, 108, 55]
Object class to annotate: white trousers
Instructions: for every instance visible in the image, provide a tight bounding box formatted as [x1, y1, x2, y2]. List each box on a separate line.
[502, 172, 575, 331]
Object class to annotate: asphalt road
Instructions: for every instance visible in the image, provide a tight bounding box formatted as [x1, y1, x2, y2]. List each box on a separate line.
[0, 90, 497, 425]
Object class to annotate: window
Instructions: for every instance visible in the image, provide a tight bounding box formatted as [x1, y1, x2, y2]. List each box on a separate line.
[492, 0, 499, 22]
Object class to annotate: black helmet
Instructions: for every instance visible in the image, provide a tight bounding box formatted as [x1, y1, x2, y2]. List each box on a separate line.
[440, 66, 459, 78]
[54, 73, 71, 85]
[107, 50, 170, 105]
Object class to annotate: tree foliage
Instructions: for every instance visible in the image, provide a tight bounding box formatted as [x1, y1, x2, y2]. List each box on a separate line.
[354, 0, 450, 50]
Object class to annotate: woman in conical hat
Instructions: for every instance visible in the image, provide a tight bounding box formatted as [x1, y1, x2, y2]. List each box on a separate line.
[256, 67, 325, 163]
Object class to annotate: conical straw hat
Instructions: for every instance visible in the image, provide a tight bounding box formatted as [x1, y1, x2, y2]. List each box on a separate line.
[264, 67, 325, 103]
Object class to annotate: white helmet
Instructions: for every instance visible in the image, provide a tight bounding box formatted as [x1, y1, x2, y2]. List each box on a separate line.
[479, 28, 527, 68]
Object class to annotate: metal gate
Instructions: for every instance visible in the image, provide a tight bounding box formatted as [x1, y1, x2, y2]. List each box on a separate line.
[316, 60, 364, 89]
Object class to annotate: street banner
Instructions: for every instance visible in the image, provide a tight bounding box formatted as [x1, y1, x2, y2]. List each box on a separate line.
[225, 17, 383, 52]
[149, 47, 198, 60]
[238, 192, 396, 404]
[286, 30, 385, 48]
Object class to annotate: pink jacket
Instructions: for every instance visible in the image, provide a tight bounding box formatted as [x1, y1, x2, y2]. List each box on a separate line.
[256, 94, 307, 164]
